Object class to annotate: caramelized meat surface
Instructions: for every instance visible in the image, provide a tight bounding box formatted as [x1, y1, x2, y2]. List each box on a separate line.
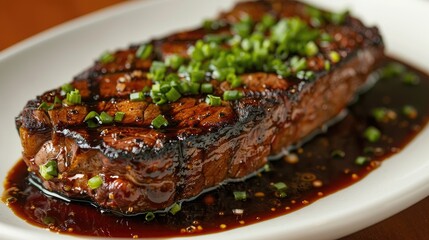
[16, 0, 384, 214]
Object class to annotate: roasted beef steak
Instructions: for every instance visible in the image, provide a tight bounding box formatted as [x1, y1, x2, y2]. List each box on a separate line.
[15, 0, 384, 214]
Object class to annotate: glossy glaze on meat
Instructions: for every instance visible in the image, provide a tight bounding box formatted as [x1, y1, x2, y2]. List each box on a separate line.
[15, 0, 384, 214]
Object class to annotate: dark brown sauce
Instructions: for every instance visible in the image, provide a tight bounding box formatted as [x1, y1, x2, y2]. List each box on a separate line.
[3, 58, 429, 238]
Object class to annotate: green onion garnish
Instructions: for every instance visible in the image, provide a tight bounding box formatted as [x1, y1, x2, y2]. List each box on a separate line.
[223, 90, 243, 101]
[151, 115, 168, 129]
[99, 52, 115, 64]
[66, 89, 82, 105]
[53, 96, 62, 105]
[130, 92, 144, 101]
[39, 160, 58, 180]
[324, 60, 331, 71]
[201, 83, 213, 94]
[205, 94, 221, 106]
[165, 87, 182, 102]
[233, 191, 247, 201]
[189, 82, 201, 94]
[402, 72, 420, 85]
[136, 44, 153, 60]
[290, 57, 307, 72]
[372, 108, 387, 122]
[148, 61, 167, 82]
[87, 175, 103, 190]
[84, 111, 99, 122]
[190, 70, 205, 83]
[145, 212, 155, 221]
[355, 156, 368, 166]
[329, 11, 348, 25]
[169, 203, 181, 215]
[99, 112, 113, 124]
[305, 41, 319, 57]
[329, 51, 341, 63]
[402, 105, 418, 119]
[331, 149, 345, 158]
[363, 126, 381, 143]
[114, 112, 125, 122]
[86, 120, 99, 128]
[61, 83, 74, 94]
[381, 62, 406, 78]
[273, 182, 288, 192]
[38, 102, 50, 111]
[165, 54, 184, 70]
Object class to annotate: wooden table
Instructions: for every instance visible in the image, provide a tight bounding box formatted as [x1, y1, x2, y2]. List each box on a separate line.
[1, 1, 428, 239]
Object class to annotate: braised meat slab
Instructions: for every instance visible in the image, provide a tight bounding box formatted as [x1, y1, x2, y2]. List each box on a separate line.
[15, 0, 384, 215]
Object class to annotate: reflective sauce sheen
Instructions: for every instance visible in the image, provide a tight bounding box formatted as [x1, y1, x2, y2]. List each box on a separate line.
[3, 59, 429, 238]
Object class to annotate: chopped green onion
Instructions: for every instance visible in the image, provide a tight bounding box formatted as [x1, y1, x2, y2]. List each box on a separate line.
[305, 41, 319, 57]
[160, 82, 171, 93]
[53, 96, 62, 105]
[261, 14, 276, 28]
[190, 70, 205, 82]
[169, 203, 181, 215]
[331, 149, 345, 158]
[296, 71, 315, 80]
[145, 212, 155, 221]
[223, 90, 243, 101]
[363, 126, 381, 143]
[324, 60, 331, 71]
[130, 92, 144, 101]
[372, 108, 387, 122]
[99, 112, 113, 124]
[202, 19, 225, 31]
[232, 16, 253, 38]
[42, 216, 55, 225]
[87, 175, 103, 190]
[189, 82, 201, 94]
[114, 112, 125, 122]
[66, 89, 81, 105]
[135, 44, 153, 60]
[273, 182, 288, 192]
[178, 82, 191, 94]
[320, 33, 333, 42]
[86, 119, 99, 128]
[61, 83, 74, 94]
[381, 62, 406, 78]
[84, 111, 99, 122]
[204, 34, 230, 43]
[402, 72, 420, 85]
[149, 61, 167, 82]
[151, 115, 168, 129]
[290, 57, 307, 72]
[233, 191, 247, 201]
[402, 105, 418, 119]
[277, 191, 287, 198]
[165, 87, 182, 102]
[329, 11, 348, 25]
[165, 54, 184, 70]
[363, 146, 374, 155]
[38, 102, 50, 111]
[99, 52, 115, 64]
[39, 160, 58, 180]
[142, 86, 151, 93]
[205, 94, 221, 106]
[201, 83, 213, 94]
[263, 163, 271, 172]
[329, 51, 341, 63]
[355, 156, 368, 166]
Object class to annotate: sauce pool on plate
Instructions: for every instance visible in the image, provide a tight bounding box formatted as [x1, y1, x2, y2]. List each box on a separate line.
[3, 59, 429, 238]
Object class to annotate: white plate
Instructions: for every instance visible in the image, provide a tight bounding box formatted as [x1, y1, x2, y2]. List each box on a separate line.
[1, 0, 429, 239]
